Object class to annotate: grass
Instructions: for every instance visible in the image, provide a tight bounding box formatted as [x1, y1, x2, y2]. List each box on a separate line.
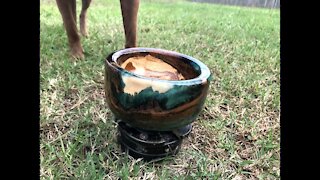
[40, 0, 280, 179]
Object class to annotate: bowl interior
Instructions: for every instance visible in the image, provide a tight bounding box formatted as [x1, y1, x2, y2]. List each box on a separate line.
[115, 51, 201, 80]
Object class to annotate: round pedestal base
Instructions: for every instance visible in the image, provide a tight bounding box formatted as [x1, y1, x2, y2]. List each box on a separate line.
[117, 121, 192, 161]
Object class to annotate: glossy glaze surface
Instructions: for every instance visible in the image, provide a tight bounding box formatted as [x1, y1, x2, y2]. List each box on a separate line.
[104, 48, 212, 131]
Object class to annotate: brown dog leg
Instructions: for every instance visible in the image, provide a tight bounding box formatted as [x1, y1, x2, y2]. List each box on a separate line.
[120, 0, 140, 48]
[71, 0, 77, 24]
[56, 0, 84, 59]
[80, 0, 92, 37]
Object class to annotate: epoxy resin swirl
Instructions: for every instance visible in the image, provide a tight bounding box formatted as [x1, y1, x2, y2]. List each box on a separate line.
[104, 48, 212, 131]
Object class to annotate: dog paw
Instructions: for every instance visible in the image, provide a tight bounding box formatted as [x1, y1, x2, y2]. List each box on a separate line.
[80, 28, 89, 38]
[71, 45, 85, 59]
[71, 52, 84, 59]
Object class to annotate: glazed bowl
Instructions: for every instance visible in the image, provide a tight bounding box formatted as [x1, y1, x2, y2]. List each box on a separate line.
[104, 48, 212, 131]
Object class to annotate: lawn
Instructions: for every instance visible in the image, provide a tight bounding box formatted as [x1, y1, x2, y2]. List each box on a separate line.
[40, 0, 280, 179]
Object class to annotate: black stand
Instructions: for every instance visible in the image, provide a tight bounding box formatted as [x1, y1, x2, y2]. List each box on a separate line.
[117, 121, 192, 161]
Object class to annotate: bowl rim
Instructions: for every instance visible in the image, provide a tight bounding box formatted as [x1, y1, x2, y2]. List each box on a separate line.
[107, 47, 212, 85]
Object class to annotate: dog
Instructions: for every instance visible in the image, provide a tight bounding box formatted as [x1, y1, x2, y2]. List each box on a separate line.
[56, 0, 140, 59]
